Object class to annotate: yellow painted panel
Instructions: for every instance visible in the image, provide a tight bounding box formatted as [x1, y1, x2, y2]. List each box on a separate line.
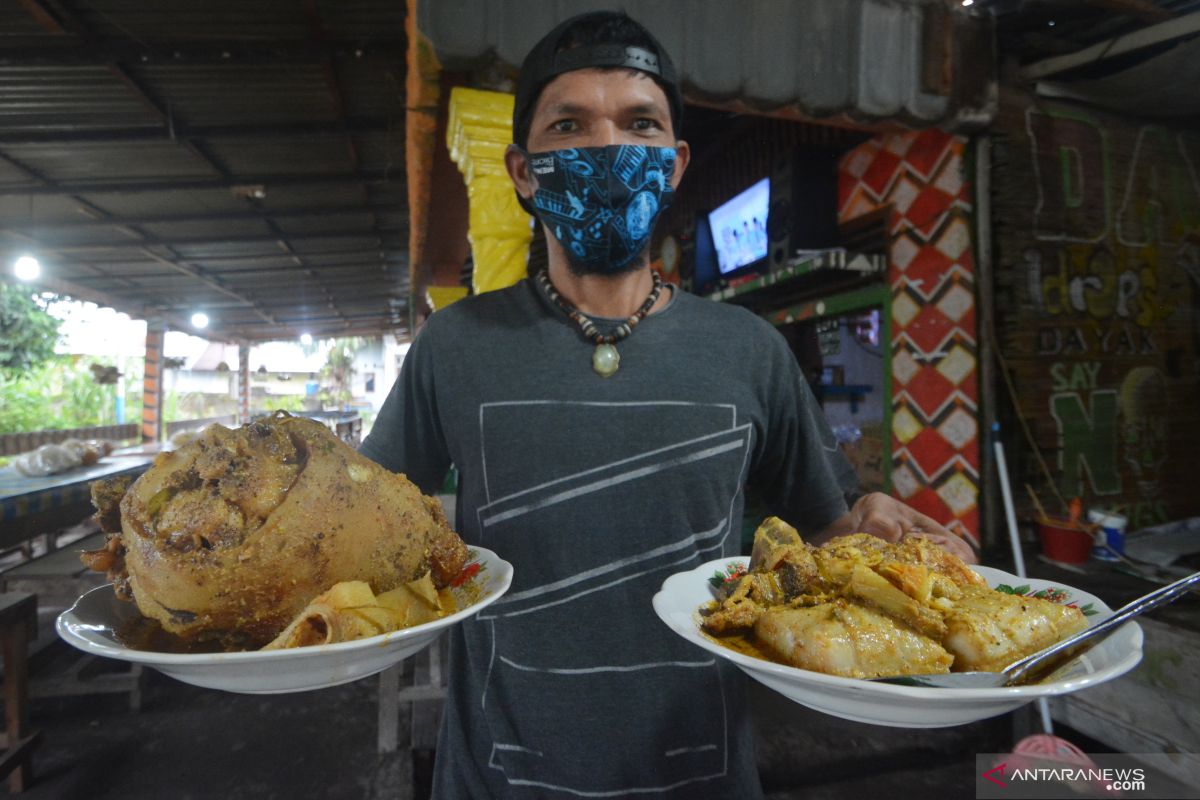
[447, 87, 532, 295]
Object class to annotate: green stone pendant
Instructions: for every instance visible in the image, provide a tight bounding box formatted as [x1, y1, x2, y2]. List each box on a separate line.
[592, 343, 620, 377]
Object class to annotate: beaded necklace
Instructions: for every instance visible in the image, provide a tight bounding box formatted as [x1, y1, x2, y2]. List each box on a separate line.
[535, 268, 664, 377]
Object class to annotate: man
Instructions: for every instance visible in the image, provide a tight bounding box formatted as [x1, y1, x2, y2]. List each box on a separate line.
[361, 10, 975, 798]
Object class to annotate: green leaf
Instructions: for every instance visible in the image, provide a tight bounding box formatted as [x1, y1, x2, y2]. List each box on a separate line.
[0, 282, 61, 374]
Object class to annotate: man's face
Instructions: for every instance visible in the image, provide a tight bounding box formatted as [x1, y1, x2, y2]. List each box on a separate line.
[506, 67, 690, 203]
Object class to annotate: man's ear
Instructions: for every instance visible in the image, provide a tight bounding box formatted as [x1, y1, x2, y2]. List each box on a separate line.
[505, 145, 535, 200]
[669, 140, 690, 191]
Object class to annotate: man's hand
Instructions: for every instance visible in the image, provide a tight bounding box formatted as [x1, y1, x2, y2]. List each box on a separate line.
[814, 492, 979, 564]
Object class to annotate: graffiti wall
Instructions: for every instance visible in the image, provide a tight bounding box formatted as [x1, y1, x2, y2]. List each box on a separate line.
[838, 130, 982, 546]
[992, 95, 1200, 530]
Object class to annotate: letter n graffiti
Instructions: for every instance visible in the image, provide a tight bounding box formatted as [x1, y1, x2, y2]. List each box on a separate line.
[1051, 390, 1121, 497]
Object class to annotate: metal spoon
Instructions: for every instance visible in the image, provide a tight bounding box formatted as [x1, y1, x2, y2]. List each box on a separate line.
[872, 569, 1200, 689]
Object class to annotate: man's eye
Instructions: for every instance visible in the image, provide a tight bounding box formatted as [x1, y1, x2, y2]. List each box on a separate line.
[552, 120, 577, 133]
[632, 119, 661, 131]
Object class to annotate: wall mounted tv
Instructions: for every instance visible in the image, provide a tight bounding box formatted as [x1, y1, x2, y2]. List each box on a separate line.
[707, 177, 770, 277]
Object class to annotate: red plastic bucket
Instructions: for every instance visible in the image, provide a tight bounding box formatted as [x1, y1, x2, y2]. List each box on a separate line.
[1037, 519, 1094, 564]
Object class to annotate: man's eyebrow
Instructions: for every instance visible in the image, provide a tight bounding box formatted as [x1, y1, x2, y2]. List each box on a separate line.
[622, 102, 667, 116]
[544, 102, 588, 117]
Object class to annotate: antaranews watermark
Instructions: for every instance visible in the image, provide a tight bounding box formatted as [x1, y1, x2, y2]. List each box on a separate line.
[976, 753, 1200, 798]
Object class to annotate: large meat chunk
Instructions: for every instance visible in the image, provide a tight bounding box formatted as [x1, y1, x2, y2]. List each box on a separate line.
[942, 585, 1088, 672]
[754, 602, 954, 679]
[88, 413, 467, 648]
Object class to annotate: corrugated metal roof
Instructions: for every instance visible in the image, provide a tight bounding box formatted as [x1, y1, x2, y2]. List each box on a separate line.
[417, 0, 996, 130]
[1041, 36, 1200, 116]
[4, 140, 215, 180]
[0, 67, 156, 129]
[135, 64, 340, 126]
[0, 0, 410, 342]
[68, 1, 315, 42]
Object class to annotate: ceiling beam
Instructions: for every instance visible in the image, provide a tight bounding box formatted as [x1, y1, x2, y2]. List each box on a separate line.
[107, 63, 229, 176]
[19, 271, 194, 332]
[28, 231, 402, 251]
[15, 0, 229, 177]
[76, 248, 407, 265]
[0, 40, 404, 67]
[1022, 9, 1200, 80]
[303, 0, 387, 327]
[8, 6, 282, 326]
[62, 260, 403, 281]
[1080, 0, 1174, 23]
[0, 170, 396, 196]
[15, 0, 69, 33]
[0, 119, 396, 145]
[225, 324, 406, 343]
[20, 204, 403, 231]
[156, 292, 403, 311]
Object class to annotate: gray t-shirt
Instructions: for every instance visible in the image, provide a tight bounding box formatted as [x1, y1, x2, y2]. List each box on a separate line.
[360, 277, 854, 799]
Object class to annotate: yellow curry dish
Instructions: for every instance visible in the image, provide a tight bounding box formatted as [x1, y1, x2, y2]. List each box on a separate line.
[700, 518, 1088, 679]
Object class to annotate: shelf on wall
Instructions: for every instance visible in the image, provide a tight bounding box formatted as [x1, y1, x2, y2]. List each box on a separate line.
[704, 250, 885, 309]
[816, 383, 874, 414]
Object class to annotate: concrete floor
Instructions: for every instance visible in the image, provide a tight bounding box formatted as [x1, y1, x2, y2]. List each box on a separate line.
[15, 624, 1018, 800]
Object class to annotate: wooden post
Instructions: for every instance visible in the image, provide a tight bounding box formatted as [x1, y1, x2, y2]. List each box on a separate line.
[141, 319, 165, 444]
[238, 343, 251, 424]
[0, 593, 39, 792]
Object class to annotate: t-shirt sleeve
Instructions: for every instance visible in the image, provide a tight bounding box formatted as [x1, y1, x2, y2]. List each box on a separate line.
[358, 323, 453, 495]
[750, 332, 859, 534]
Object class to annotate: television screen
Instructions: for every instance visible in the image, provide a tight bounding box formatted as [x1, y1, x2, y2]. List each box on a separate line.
[708, 177, 770, 275]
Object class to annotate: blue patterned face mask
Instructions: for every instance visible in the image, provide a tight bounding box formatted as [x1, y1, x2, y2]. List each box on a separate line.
[522, 145, 676, 275]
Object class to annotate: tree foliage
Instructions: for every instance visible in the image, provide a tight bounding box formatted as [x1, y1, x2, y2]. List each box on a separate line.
[319, 337, 367, 409]
[0, 355, 142, 434]
[0, 282, 61, 374]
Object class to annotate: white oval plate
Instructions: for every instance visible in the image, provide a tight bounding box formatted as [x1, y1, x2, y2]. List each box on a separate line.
[652, 558, 1143, 728]
[57, 547, 512, 694]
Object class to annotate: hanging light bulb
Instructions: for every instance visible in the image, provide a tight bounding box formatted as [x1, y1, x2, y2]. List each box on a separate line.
[13, 255, 40, 281]
[191, 311, 209, 329]
[300, 332, 313, 346]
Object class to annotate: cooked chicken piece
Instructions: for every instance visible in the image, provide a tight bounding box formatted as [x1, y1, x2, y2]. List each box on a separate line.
[892, 535, 987, 588]
[702, 572, 783, 634]
[817, 533, 986, 589]
[754, 601, 954, 679]
[91, 475, 132, 534]
[84, 413, 468, 648]
[749, 516, 804, 570]
[843, 563, 946, 640]
[942, 586, 1088, 672]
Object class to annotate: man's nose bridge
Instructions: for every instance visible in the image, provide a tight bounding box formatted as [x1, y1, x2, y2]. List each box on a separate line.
[586, 119, 622, 147]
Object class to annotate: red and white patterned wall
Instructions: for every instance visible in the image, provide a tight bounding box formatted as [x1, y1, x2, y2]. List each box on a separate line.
[838, 129, 981, 545]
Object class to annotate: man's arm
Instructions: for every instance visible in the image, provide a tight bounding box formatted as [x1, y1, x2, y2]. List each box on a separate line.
[358, 325, 452, 493]
[808, 492, 979, 564]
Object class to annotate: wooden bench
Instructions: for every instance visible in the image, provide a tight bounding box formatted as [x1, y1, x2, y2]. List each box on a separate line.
[0, 593, 39, 792]
[1, 535, 142, 711]
[1, 533, 109, 612]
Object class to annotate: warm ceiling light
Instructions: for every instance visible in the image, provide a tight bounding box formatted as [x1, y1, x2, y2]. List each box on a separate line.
[191, 312, 209, 329]
[13, 255, 40, 281]
[300, 332, 313, 346]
